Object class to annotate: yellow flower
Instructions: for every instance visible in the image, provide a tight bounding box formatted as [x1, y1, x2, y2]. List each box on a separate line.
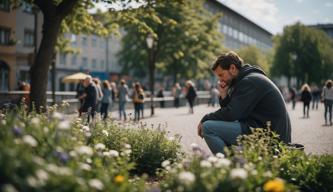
[114, 175, 125, 184]
[264, 178, 285, 192]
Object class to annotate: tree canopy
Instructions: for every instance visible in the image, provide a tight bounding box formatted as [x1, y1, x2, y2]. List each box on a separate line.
[271, 22, 333, 85]
[237, 45, 271, 75]
[117, 0, 224, 84]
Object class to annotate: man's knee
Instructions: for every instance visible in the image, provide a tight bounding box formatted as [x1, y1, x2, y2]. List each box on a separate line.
[202, 120, 216, 136]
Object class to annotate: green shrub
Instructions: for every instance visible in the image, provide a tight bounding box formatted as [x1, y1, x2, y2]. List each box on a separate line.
[88, 120, 184, 176]
[0, 109, 146, 192]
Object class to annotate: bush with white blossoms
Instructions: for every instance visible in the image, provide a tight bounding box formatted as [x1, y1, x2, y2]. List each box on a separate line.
[0, 108, 147, 192]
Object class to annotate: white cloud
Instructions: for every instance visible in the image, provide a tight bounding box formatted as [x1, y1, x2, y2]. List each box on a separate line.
[296, 0, 304, 3]
[219, 0, 279, 33]
[324, 2, 333, 7]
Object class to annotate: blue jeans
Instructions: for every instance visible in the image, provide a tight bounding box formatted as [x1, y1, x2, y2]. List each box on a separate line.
[119, 101, 127, 120]
[202, 120, 242, 154]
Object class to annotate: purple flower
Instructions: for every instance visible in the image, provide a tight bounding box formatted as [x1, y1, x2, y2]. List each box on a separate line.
[12, 127, 22, 136]
[53, 151, 70, 164]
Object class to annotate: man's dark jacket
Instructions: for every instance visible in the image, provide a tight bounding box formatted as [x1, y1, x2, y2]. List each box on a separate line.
[201, 64, 291, 143]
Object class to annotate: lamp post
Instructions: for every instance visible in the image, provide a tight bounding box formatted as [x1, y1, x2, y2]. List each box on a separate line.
[146, 34, 155, 116]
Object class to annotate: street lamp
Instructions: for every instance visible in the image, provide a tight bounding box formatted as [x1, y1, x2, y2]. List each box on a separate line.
[146, 33, 155, 116]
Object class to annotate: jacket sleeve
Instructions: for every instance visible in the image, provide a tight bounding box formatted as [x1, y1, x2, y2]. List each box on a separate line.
[201, 79, 261, 123]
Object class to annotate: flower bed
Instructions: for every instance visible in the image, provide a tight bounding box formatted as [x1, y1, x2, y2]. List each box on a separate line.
[0, 104, 332, 191]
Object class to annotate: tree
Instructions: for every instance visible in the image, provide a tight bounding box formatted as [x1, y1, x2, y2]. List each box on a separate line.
[117, 0, 224, 84]
[237, 46, 271, 74]
[12, 0, 150, 112]
[271, 22, 333, 86]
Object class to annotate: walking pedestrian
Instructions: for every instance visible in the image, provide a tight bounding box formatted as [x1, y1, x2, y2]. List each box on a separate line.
[322, 80, 333, 125]
[118, 79, 129, 121]
[100, 80, 112, 120]
[80, 76, 97, 124]
[185, 80, 197, 114]
[301, 84, 312, 118]
[172, 83, 182, 108]
[132, 82, 145, 121]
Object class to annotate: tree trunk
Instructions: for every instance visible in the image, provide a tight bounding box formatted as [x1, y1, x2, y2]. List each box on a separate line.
[30, 16, 62, 112]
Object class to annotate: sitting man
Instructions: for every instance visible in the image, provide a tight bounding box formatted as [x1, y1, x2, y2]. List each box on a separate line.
[198, 51, 291, 154]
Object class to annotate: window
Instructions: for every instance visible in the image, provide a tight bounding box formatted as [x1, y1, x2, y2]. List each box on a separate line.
[0, 0, 10, 11]
[223, 25, 228, 34]
[100, 60, 105, 70]
[92, 36, 97, 47]
[100, 39, 105, 48]
[82, 36, 87, 46]
[59, 53, 66, 65]
[232, 28, 238, 39]
[92, 59, 97, 68]
[22, 1, 33, 13]
[24, 29, 34, 46]
[71, 55, 77, 65]
[82, 57, 88, 68]
[0, 62, 9, 91]
[0, 27, 10, 45]
[71, 34, 77, 46]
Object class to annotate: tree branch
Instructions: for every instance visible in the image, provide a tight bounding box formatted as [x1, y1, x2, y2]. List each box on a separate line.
[34, 0, 56, 13]
[57, 0, 79, 17]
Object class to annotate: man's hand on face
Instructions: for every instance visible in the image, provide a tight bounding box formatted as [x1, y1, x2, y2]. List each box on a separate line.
[218, 81, 229, 99]
[197, 122, 203, 138]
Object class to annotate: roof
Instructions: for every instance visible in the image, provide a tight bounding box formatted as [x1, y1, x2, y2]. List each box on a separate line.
[209, 0, 273, 36]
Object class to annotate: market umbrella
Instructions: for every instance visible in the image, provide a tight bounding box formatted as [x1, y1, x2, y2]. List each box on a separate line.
[62, 72, 89, 83]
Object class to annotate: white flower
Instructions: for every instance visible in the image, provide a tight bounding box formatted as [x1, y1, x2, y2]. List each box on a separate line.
[109, 150, 119, 157]
[215, 158, 231, 168]
[216, 153, 225, 159]
[89, 179, 104, 190]
[36, 169, 49, 181]
[52, 112, 64, 119]
[23, 135, 38, 147]
[2, 184, 18, 192]
[85, 132, 92, 137]
[43, 127, 49, 133]
[86, 158, 92, 164]
[69, 150, 77, 157]
[76, 146, 93, 156]
[230, 168, 248, 180]
[31, 117, 40, 126]
[121, 149, 131, 156]
[162, 160, 171, 168]
[102, 130, 109, 136]
[26, 176, 38, 187]
[94, 143, 106, 151]
[79, 163, 91, 171]
[124, 143, 131, 149]
[58, 121, 70, 130]
[57, 167, 72, 176]
[32, 157, 45, 166]
[200, 160, 212, 168]
[167, 136, 175, 141]
[207, 156, 218, 163]
[82, 126, 90, 132]
[190, 143, 199, 149]
[178, 171, 195, 185]
[263, 171, 273, 177]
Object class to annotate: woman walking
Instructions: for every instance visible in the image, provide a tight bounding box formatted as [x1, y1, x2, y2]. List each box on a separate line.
[322, 80, 333, 125]
[185, 80, 197, 114]
[301, 84, 312, 118]
[100, 80, 112, 120]
[132, 82, 145, 121]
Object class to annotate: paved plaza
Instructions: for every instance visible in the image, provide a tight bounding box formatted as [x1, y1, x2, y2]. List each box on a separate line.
[115, 102, 333, 155]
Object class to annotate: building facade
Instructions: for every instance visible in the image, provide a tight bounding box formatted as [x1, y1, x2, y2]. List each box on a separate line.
[206, 0, 273, 51]
[308, 23, 333, 39]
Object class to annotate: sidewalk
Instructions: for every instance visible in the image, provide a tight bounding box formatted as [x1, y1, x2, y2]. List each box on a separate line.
[119, 102, 333, 155]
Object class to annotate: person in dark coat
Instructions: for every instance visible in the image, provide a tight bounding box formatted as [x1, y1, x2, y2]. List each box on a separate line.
[300, 84, 312, 118]
[198, 51, 292, 154]
[80, 76, 97, 124]
[157, 87, 165, 108]
[185, 80, 197, 114]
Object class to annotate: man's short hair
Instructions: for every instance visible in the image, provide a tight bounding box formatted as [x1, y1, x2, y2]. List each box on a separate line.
[211, 51, 243, 71]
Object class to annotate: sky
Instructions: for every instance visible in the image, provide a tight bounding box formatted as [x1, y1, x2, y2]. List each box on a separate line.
[218, 0, 333, 34]
[93, 0, 333, 35]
